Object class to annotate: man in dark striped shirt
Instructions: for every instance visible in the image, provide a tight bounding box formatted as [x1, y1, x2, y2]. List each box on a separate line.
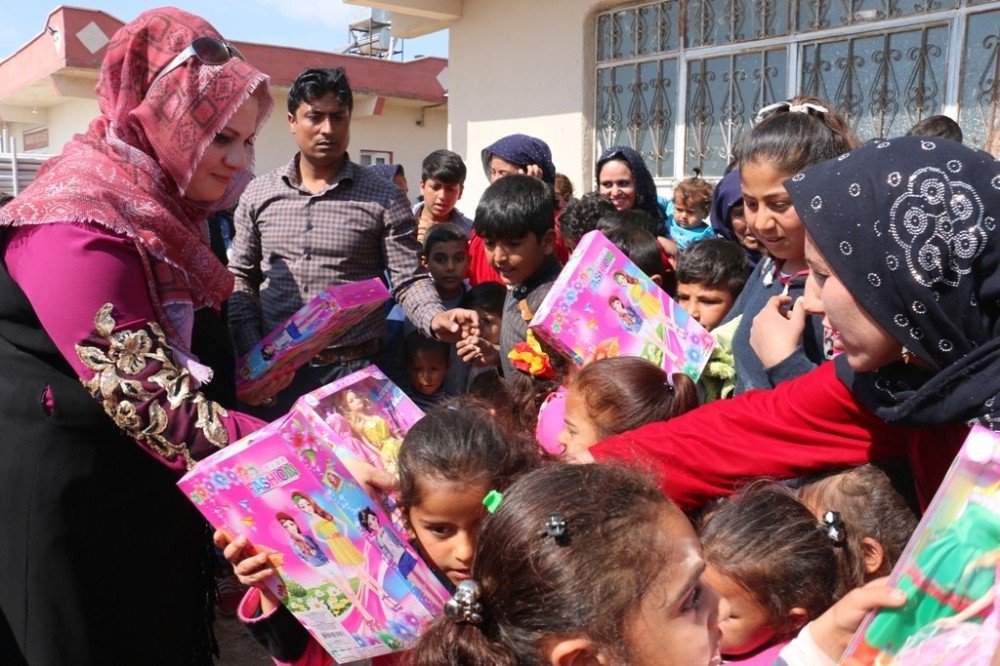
[228, 67, 476, 414]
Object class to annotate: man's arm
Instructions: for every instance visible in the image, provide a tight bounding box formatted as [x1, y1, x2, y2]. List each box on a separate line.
[227, 191, 266, 356]
[381, 189, 443, 336]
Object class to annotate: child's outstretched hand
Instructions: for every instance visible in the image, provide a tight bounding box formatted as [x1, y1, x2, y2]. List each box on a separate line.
[214, 530, 282, 614]
[456, 335, 499, 367]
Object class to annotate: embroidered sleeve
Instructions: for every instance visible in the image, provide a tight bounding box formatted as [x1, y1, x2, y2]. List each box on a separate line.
[76, 303, 229, 470]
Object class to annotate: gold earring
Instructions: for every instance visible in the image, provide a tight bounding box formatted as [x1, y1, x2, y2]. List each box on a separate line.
[901, 346, 915, 365]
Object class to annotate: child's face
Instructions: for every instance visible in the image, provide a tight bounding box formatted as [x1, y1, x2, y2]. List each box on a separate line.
[407, 479, 489, 585]
[673, 196, 708, 229]
[703, 565, 775, 657]
[474, 308, 502, 345]
[558, 386, 603, 461]
[622, 510, 723, 666]
[406, 349, 450, 396]
[483, 231, 555, 286]
[598, 160, 637, 211]
[421, 239, 469, 295]
[419, 178, 463, 221]
[677, 282, 735, 332]
[741, 161, 804, 261]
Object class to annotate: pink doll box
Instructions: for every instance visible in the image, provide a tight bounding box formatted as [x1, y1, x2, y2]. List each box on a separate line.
[179, 420, 448, 663]
[236, 278, 390, 401]
[289, 364, 424, 480]
[530, 230, 715, 380]
[842, 426, 1000, 665]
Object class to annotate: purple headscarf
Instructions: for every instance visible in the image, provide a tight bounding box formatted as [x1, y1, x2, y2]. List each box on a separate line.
[709, 168, 743, 242]
[481, 134, 556, 186]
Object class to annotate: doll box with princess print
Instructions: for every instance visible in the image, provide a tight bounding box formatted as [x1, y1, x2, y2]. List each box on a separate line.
[178, 413, 447, 663]
[288, 364, 424, 479]
[235, 278, 391, 402]
[529, 230, 715, 381]
[841, 426, 1000, 665]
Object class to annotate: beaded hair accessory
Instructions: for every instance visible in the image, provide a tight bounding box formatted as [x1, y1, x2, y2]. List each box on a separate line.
[543, 512, 569, 546]
[444, 579, 483, 624]
[821, 510, 847, 546]
[755, 101, 830, 124]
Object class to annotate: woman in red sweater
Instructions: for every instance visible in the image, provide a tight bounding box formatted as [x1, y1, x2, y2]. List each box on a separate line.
[591, 136, 999, 511]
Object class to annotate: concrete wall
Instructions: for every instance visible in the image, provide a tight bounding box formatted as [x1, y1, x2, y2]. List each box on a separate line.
[447, 0, 606, 207]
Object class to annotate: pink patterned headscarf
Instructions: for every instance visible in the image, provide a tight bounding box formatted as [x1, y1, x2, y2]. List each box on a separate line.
[0, 7, 272, 316]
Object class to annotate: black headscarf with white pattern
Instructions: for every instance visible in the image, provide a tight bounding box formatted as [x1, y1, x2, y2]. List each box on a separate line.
[786, 136, 1000, 430]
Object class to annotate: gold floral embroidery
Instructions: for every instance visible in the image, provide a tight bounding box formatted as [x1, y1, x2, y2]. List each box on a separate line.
[75, 303, 229, 468]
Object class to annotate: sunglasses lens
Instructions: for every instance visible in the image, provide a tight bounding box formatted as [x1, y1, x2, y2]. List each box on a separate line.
[191, 36, 231, 65]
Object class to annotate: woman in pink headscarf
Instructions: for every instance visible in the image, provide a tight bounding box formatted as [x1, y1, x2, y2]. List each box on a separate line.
[0, 8, 271, 663]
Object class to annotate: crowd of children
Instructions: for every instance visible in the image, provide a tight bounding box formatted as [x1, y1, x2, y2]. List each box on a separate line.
[217, 106, 998, 665]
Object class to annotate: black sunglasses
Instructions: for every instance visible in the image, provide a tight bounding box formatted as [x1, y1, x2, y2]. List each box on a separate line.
[149, 36, 245, 90]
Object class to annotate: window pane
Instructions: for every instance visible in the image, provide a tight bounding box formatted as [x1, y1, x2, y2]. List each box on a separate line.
[685, 49, 787, 175]
[959, 10, 1000, 149]
[800, 25, 948, 140]
[598, 59, 678, 177]
[598, 15, 612, 62]
[796, 0, 957, 32]
[687, 0, 789, 47]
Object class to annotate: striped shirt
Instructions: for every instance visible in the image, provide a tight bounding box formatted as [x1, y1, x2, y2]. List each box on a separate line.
[228, 154, 443, 356]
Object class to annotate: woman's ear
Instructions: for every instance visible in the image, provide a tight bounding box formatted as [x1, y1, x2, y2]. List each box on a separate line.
[861, 537, 886, 575]
[547, 638, 607, 666]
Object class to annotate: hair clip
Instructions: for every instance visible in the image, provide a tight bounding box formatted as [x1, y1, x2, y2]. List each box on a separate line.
[544, 513, 569, 545]
[821, 510, 847, 546]
[444, 579, 483, 624]
[755, 101, 829, 124]
[508, 330, 557, 380]
[482, 489, 504, 514]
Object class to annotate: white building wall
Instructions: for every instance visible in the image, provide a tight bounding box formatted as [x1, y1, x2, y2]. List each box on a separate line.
[447, 0, 602, 207]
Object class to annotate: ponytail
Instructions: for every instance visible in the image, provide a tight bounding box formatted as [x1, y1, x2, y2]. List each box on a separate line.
[572, 356, 701, 437]
[737, 95, 862, 175]
[403, 619, 517, 666]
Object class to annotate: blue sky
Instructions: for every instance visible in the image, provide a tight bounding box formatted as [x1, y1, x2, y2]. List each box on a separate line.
[0, 2, 449, 61]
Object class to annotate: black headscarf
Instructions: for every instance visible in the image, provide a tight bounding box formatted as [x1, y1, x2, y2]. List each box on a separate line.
[367, 163, 404, 182]
[481, 134, 556, 186]
[595, 146, 666, 229]
[786, 136, 1000, 430]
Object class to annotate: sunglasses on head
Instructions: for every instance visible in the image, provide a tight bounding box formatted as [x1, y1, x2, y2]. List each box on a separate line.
[149, 36, 245, 91]
[754, 101, 829, 124]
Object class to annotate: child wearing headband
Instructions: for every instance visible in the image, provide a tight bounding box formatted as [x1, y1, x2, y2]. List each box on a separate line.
[216, 401, 543, 664]
[557, 356, 699, 461]
[699, 484, 841, 664]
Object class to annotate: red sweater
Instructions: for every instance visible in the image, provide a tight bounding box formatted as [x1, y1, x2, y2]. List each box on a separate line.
[591, 362, 967, 511]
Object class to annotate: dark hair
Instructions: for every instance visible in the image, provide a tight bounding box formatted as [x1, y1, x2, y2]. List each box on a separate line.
[558, 191, 616, 250]
[473, 174, 555, 241]
[505, 334, 570, 434]
[287, 67, 353, 115]
[799, 465, 918, 594]
[422, 221, 469, 256]
[405, 464, 684, 665]
[357, 507, 379, 532]
[0, 191, 13, 208]
[676, 238, 750, 297]
[403, 331, 451, 366]
[699, 484, 838, 639]
[737, 96, 861, 175]
[422, 149, 468, 185]
[553, 173, 574, 201]
[674, 175, 715, 212]
[396, 400, 543, 515]
[570, 357, 698, 438]
[604, 226, 663, 279]
[596, 209, 660, 237]
[459, 281, 506, 316]
[906, 115, 963, 143]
